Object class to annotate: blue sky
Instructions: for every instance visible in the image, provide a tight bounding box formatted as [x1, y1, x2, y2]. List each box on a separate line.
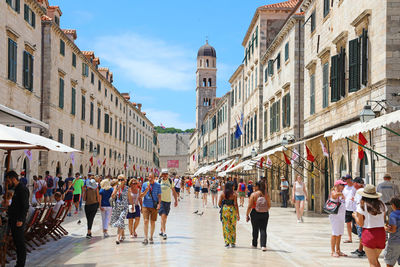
[52, 0, 280, 129]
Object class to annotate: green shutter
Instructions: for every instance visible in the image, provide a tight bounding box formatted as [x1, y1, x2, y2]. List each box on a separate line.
[323, 63, 329, 108]
[23, 51, 28, 88]
[310, 75, 315, 114]
[24, 4, 28, 21]
[311, 11, 316, 32]
[339, 48, 346, 98]
[59, 78, 64, 109]
[270, 106, 273, 134]
[324, 0, 330, 17]
[282, 96, 286, 128]
[349, 38, 360, 92]
[254, 114, 257, 140]
[286, 94, 290, 127]
[16, 0, 20, 13]
[71, 88, 76, 115]
[268, 60, 274, 76]
[264, 110, 267, 138]
[285, 42, 289, 61]
[330, 55, 339, 102]
[8, 38, 17, 82]
[29, 54, 33, 90]
[32, 11, 35, 28]
[361, 29, 368, 86]
[276, 100, 280, 131]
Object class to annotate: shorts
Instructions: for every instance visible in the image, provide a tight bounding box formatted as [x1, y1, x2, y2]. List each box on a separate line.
[202, 188, 208, 194]
[345, 210, 354, 223]
[195, 187, 200, 192]
[126, 205, 141, 219]
[239, 191, 246, 198]
[356, 225, 363, 238]
[35, 191, 43, 199]
[142, 207, 158, 221]
[158, 201, 171, 216]
[384, 243, 400, 266]
[295, 195, 305, 201]
[362, 227, 386, 249]
[175, 187, 181, 193]
[73, 194, 81, 203]
[45, 188, 54, 197]
[211, 190, 218, 195]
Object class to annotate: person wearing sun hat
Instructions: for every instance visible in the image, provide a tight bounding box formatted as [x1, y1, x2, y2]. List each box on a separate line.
[329, 179, 347, 258]
[354, 184, 387, 266]
[99, 179, 113, 237]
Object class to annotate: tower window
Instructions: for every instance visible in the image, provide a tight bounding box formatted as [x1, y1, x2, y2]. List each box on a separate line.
[200, 60, 202, 67]
[203, 78, 207, 87]
[206, 59, 209, 67]
[208, 78, 212, 87]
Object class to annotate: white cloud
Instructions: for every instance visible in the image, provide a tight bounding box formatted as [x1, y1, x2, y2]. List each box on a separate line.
[94, 33, 195, 91]
[144, 108, 195, 130]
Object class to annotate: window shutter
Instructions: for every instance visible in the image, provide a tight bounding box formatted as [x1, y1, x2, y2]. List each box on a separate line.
[24, 4, 28, 21]
[285, 42, 289, 61]
[254, 114, 257, 140]
[16, 0, 20, 13]
[339, 48, 346, 98]
[361, 29, 368, 86]
[324, 0, 330, 17]
[264, 110, 267, 138]
[270, 106, 273, 134]
[277, 53, 281, 69]
[29, 54, 33, 90]
[59, 78, 64, 109]
[311, 11, 316, 32]
[310, 75, 315, 114]
[6, 0, 11, 5]
[268, 60, 274, 76]
[276, 100, 280, 131]
[349, 38, 360, 92]
[323, 63, 329, 108]
[32, 11, 35, 28]
[23, 51, 28, 88]
[282, 96, 286, 128]
[286, 94, 291, 127]
[71, 88, 76, 115]
[330, 55, 339, 102]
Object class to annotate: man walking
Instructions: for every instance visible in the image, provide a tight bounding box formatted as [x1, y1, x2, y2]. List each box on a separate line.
[159, 169, 178, 240]
[6, 171, 29, 267]
[342, 175, 356, 243]
[280, 177, 289, 208]
[140, 172, 161, 245]
[72, 173, 85, 215]
[44, 171, 55, 204]
[377, 173, 399, 217]
[173, 175, 182, 200]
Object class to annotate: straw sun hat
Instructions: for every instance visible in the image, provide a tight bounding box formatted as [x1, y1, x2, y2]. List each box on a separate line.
[357, 184, 382, 199]
[100, 179, 112, 190]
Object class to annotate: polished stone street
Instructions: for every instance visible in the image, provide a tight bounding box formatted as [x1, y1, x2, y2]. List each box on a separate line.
[16, 193, 381, 267]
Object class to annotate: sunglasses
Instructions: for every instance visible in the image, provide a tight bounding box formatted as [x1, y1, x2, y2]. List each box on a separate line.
[118, 179, 124, 181]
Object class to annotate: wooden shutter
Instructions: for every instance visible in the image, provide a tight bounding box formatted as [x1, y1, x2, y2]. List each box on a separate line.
[276, 100, 281, 132]
[59, 78, 64, 108]
[310, 75, 315, 114]
[268, 60, 274, 76]
[23, 51, 28, 88]
[285, 42, 289, 61]
[71, 88, 76, 115]
[24, 4, 28, 21]
[16, 0, 20, 13]
[324, 0, 330, 17]
[330, 55, 339, 102]
[323, 63, 329, 108]
[254, 114, 257, 140]
[311, 11, 316, 32]
[282, 96, 286, 128]
[349, 38, 360, 92]
[361, 29, 368, 86]
[339, 48, 346, 98]
[270, 106, 273, 134]
[286, 94, 290, 127]
[32, 11, 35, 28]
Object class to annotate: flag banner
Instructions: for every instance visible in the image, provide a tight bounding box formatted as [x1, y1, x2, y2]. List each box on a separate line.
[97, 159, 101, 167]
[358, 132, 368, 160]
[70, 152, 75, 165]
[259, 156, 265, 168]
[266, 157, 272, 168]
[234, 123, 242, 139]
[193, 154, 195, 161]
[320, 140, 329, 157]
[292, 148, 300, 162]
[89, 156, 94, 166]
[124, 162, 127, 170]
[24, 150, 33, 161]
[102, 158, 106, 166]
[306, 146, 315, 162]
[133, 165, 136, 171]
[283, 152, 292, 165]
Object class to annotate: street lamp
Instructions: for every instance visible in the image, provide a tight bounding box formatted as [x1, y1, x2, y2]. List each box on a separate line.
[281, 136, 289, 146]
[251, 148, 257, 158]
[93, 147, 98, 157]
[359, 105, 376, 123]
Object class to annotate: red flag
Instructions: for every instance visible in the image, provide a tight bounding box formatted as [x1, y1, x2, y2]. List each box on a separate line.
[283, 152, 291, 165]
[133, 165, 136, 171]
[140, 166, 142, 171]
[146, 167, 149, 172]
[102, 158, 106, 166]
[306, 146, 315, 162]
[89, 156, 93, 166]
[124, 162, 127, 170]
[224, 165, 228, 170]
[358, 132, 368, 160]
[193, 154, 195, 161]
[259, 157, 265, 168]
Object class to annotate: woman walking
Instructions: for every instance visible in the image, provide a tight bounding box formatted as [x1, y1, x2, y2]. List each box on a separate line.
[237, 178, 246, 207]
[84, 179, 100, 239]
[246, 180, 270, 251]
[210, 178, 219, 208]
[110, 174, 129, 244]
[218, 182, 239, 248]
[99, 179, 113, 238]
[127, 178, 142, 238]
[201, 178, 209, 208]
[353, 184, 386, 267]
[292, 175, 308, 223]
[329, 180, 347, 257]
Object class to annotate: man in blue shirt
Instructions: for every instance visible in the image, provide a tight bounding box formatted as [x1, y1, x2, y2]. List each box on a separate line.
[140, 172, 161, 245]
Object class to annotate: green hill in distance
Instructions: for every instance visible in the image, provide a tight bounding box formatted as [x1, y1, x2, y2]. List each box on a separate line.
[155, 126, 194, 134]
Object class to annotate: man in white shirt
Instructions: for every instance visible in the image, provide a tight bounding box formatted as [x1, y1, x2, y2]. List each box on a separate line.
[342, 175, 356, 243]
[173, 176, 182, 200]
[351, 177, 365, 257]
[377, 173, 400, 217]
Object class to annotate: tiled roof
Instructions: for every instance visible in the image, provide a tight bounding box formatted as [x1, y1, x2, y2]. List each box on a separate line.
[98, 67, 109, 71]
[82, 51, 94, 56]
[41, 15, 52, 21]
[62, 29, 76, 34]
[260, 0, 298, 10]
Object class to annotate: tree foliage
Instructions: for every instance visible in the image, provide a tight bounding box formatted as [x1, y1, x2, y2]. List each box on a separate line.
[154, 126, 194, 134]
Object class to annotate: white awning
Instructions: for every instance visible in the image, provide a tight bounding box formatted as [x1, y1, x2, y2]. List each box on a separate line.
[0, 104, 48, 129]
[0, 124, 80, 153]
[193, 166, 206, 176]
[218, 159, 237, 177]
[215, 159, 233, 172]
[324, 110, 400, 142]
[253, 146, 283, 160]
[227, 159, 256, 173]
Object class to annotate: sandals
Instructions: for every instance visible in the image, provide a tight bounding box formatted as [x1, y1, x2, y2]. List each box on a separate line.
[331, 252, 339, 257]
[338, 252, 347, 257]
[343, 240, 352, 243]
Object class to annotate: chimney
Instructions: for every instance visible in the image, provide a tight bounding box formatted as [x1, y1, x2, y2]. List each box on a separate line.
[142, 112, 147, 116]
[47, 6, 62, 25]
[131, 102, 137, 107]
[121, 93, 130, 101]
[62, 29, 77, 43]
[137, 103, 142, 111]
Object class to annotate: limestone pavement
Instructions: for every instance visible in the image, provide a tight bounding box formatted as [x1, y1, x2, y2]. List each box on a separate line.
[15, 193, 379, 267]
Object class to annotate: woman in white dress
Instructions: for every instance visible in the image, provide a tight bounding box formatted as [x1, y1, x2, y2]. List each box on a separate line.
[329, 179, 347, 257]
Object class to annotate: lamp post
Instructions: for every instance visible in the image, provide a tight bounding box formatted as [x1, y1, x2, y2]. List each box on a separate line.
[92, 147, 98, 157]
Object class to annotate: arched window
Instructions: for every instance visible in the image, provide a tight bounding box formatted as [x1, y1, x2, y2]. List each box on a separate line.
[339, 155, 347, 177]
[208, 78, 212, 87]
[203, 78, 207, 87]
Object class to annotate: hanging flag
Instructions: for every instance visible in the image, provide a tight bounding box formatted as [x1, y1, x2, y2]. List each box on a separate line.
[193, 154, 195, 161]
[102, 158, 106, 166]
[234, 123, 242, 139]
[70, 152, 75, 165]
[259, 156, 265, 168]
[140, 166, 142, 171]
[124, 162, 127, 170]
[146, 167, 149, 172]
[89, 156, 94, 166]
[292, 148, 300, 162]
[283, 152, 292, 165]
[266, 156, 272, 168]
[97, 159, 101, 167]
[358, 132, 368, 160]
[24, 150, 33, 161]
[306, 146, 315, 162]
[133, 164, 136, 171]
[320, 140, 329, 157]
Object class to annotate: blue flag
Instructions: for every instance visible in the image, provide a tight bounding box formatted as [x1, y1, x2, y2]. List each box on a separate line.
[234, 123, 242, 139]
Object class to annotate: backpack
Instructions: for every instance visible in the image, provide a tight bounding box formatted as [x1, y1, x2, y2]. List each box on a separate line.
[240, 183, 245, 191]
[255, 193, 269, 213]
[211, 182, 218, 191]
[47, 176, 54, 188]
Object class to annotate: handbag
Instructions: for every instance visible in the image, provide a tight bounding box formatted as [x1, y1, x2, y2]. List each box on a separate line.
[323, 196, 341, 214]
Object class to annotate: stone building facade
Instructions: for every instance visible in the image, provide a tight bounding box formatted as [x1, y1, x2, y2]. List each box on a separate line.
[159, 133, 190, 176]
[0, 0, 160, 184]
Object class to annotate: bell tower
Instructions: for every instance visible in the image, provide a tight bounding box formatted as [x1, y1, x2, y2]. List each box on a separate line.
[196, 40, 217, 129]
